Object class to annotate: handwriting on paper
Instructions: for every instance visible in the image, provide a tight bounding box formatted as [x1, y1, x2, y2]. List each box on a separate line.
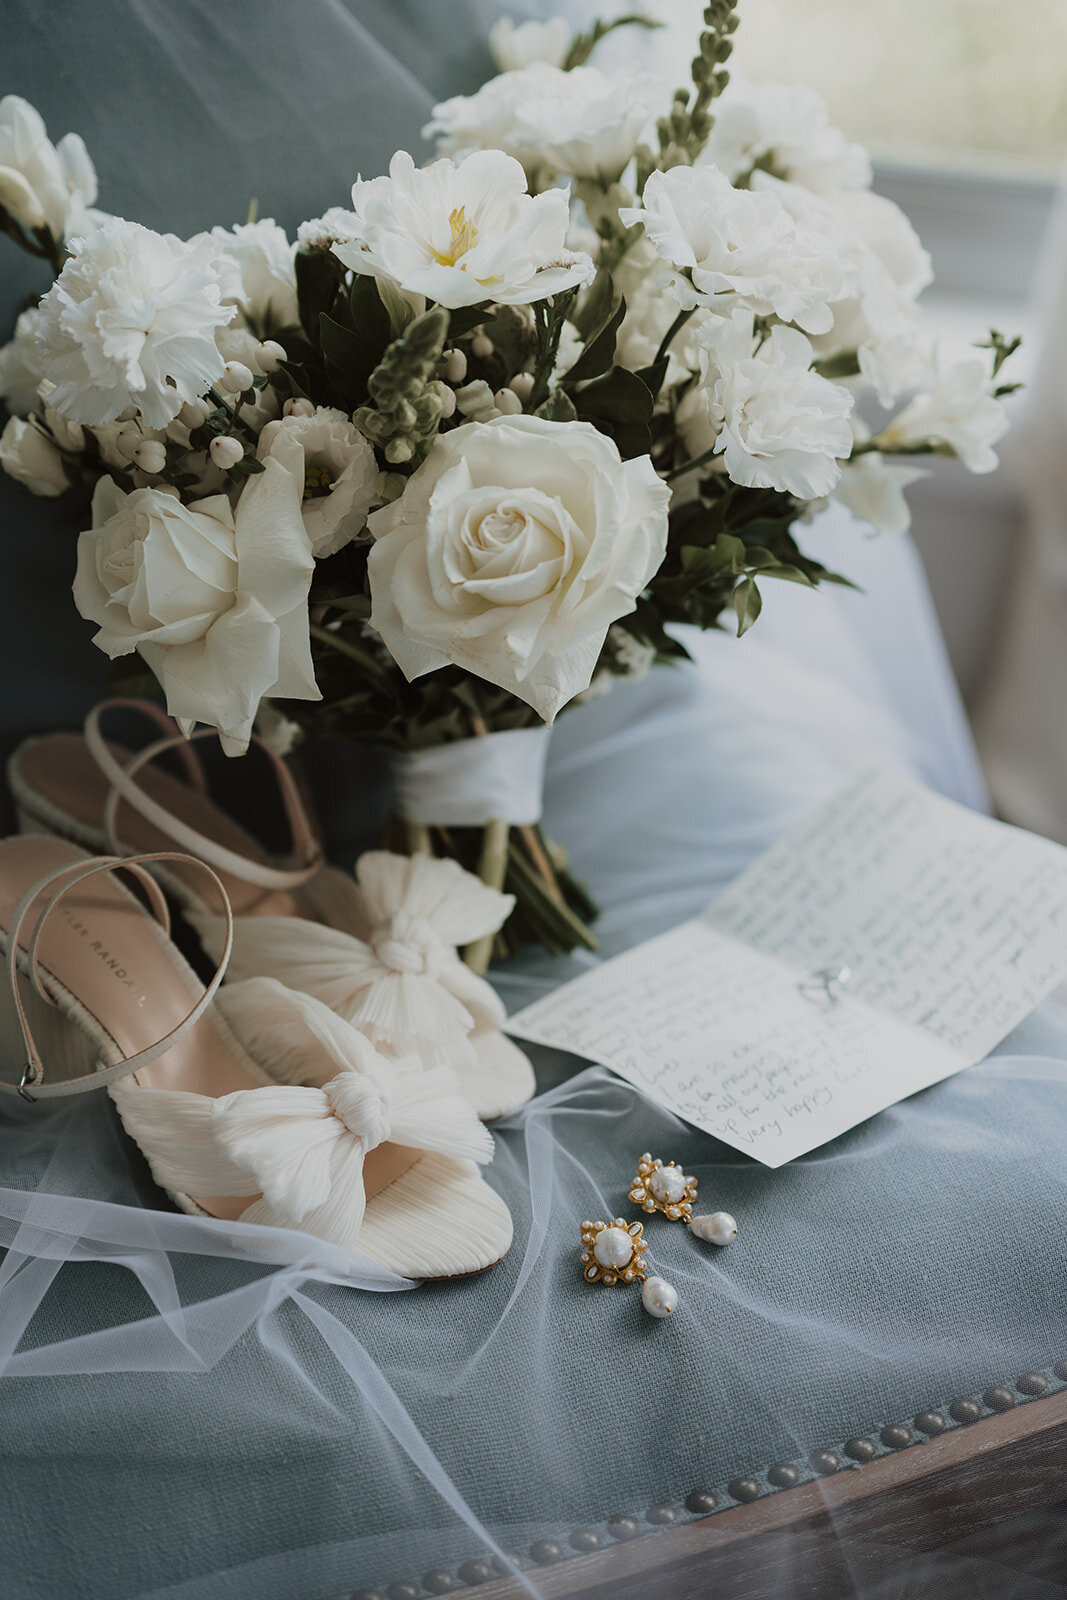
[506, 771, 1067, 1166]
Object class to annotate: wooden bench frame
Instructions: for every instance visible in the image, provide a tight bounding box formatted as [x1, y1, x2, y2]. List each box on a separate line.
[472, 1389, 1067, 1599]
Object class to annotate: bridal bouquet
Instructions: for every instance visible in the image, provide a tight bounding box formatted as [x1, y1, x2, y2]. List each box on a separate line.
[0, 3, 1017, 966]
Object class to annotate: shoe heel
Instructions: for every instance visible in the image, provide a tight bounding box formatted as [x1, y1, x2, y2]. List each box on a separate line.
[0, 938, 110, 1094]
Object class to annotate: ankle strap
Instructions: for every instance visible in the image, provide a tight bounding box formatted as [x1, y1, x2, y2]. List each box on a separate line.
[4, 851, 234, 1102]
[85, 700, 323, 892]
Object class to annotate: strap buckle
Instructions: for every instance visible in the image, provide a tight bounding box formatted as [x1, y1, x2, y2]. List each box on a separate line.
[18, 1062, 40, 1103]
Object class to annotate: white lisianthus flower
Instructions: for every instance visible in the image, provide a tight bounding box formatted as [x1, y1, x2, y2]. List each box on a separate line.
[0, 415, 69, 496]
[210, 219, 299, 330]
[699, 82, 871, 194]
[73, 464, 320, 755]
[333, 150, 594, 310]
[0, 306, 45, 416]
[425, 63, 664, 183]
[621, 165, 856, 336]
[684, 309, 854, 499]
[0, 95, 97, 239]
[834, 451, 926, 536]
[297, 207, 361, 252]
[36, 218, 235, 428]
[258, 407, 378, 557]
[881, 354, 1010, 474]
[366, 414, 669, 722]
[488, 15, 572, 71]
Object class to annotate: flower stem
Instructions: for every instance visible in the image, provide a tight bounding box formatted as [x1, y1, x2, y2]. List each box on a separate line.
[464, 818, 510, 974]
[666, 445, 719, 481]
[655, 307, 694, 366]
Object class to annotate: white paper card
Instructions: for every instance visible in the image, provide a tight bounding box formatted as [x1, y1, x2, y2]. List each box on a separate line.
[506, 771, 1067, 1166]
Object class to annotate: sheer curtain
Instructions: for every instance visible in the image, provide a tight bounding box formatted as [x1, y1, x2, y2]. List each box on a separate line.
[974, 184, 1067, 844]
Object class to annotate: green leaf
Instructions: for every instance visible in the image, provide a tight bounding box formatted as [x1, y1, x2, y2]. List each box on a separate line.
[732, 576, 762, 636]
[320, 280, 392, 406]
[447, 303, 492, 340]
[562, 297, 626, 387]
[535, 388, 579, 423]
[571, 268, 615, 341]
[635, 355, 669, 400]
[574, 365, 654, 458]
[295, 248, 345, 342]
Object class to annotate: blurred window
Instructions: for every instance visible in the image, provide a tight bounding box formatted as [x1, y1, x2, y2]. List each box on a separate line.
[654, 0, 1067, 178]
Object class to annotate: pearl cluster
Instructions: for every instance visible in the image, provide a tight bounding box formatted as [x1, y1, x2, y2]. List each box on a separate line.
[579, 1218, 648, 1286]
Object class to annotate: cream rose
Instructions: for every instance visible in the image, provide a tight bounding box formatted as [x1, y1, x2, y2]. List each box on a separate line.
[366, 415, 669, 722]
[73, 463, 320, 755]
[0, 415, 69, 496]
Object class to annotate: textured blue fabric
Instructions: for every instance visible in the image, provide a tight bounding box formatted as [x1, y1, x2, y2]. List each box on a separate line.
[2, 7, 1064, 1599]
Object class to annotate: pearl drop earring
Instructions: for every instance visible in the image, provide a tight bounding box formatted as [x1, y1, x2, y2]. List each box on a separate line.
[641, 1276, 679, 1318]
[690, 1211, 738, 1246]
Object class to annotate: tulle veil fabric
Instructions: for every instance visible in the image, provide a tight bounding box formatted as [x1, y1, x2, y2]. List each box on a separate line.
[2, 3, 1067, 1595]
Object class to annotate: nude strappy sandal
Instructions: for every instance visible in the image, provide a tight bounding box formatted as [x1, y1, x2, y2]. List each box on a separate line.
[0, 837, 512, 1279]
[9, 701, 537, 1121]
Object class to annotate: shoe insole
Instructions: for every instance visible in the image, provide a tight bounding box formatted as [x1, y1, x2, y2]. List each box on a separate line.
[0, 837, 417, 1222]
[14, 736, 316, 920]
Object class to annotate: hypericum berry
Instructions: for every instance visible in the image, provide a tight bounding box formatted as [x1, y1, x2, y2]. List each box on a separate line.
[132, 439, 167, 474]
[255, 339, 286, 373]
[209, 435, 244, 469]
[283, 396, 315, 418]
[220, 360, 254, 393]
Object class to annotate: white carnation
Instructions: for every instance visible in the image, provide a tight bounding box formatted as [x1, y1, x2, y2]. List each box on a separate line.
[258, 406, 378, 557]
[73, 466, 319, 755]
[882, 353, 1010, 475]
[366, 414, 669, 722]
[685, 310, 854, 499]
[333, 150, 594, 310]
[297, 207, 361, 251]
[0, 306, 45, 416]
[36, 218, 235, 428]
[0, 414, 68, 496]
[700, 82, 871, 194]
[210, 219, 298, 331]
[425, 63, 664, 183]
[488, 16, 572, 71]
[622, 165, 856, 336]
[0, 95, 97, 238]
[756, 175, 933, 405]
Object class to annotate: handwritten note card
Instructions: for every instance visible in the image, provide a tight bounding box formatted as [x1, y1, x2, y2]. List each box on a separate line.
[506, 771, 1067, 1166]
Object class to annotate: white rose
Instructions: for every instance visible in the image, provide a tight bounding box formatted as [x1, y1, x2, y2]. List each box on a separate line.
[488, 16, 572, 71]
[0, 414, 69, 496]
[36, 217, 235, 428]
[699, 82, 871, 194]
[425, 63, 664, 183]
[210, 219, 299, 331]
[366, 414, 670, 721]
[621, 165, 856, 336]
[73, 465, 320, 755]
[258, 407, 378, 557]
[0, 306, 45, 416]
[882, 354, 1010, 475]
[333, 150, 593, 311]
[0, 95, 97, 238]
[686, 309, 854, 499]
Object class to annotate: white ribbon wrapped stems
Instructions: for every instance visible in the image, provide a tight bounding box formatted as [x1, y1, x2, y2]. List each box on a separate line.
[390, 726, 551, 826]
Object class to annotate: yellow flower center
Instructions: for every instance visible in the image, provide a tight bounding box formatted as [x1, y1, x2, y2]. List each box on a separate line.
[432, 206, 480, 268]
[304, 465, 334, 500]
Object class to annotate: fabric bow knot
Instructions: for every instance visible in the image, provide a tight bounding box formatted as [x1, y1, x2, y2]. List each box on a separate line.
[370, 911, 442, 977]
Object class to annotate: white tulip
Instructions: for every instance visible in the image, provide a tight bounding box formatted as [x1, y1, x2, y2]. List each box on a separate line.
[0, 415, 68, 496]
[0, 95, 97, 239]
